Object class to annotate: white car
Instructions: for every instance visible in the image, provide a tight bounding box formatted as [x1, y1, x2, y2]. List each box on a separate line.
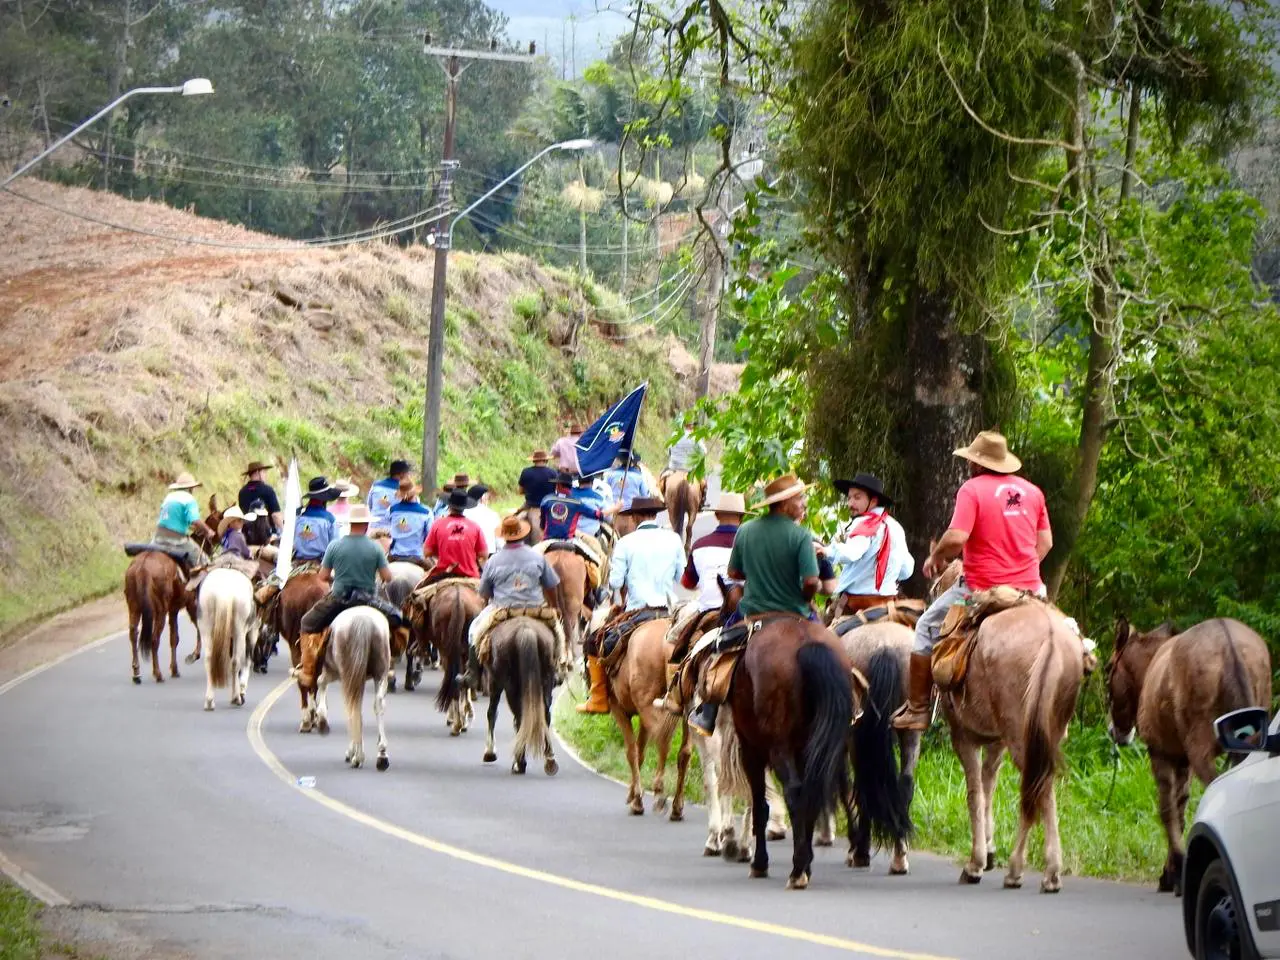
[1183, 707, 1280, 960]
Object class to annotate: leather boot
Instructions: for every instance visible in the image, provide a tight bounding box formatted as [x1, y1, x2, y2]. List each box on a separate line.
[689, 698, 718, 737]
[576, 655, 610, 714]
[891, 652, 934, 731]
[295, 631, 326, 690]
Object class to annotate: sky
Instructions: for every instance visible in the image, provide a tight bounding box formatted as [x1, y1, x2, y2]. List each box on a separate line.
[487, 0, 632, 78]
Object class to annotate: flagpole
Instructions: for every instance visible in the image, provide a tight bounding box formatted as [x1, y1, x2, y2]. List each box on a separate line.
[624, 380, 649, 496]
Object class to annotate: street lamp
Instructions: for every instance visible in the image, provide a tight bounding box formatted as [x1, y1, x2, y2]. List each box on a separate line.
[1, 79, 214, 189]
[420, 138, 595, 490]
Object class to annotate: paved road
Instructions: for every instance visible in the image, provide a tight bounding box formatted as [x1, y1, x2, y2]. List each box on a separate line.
[0, 609, 1187, 960]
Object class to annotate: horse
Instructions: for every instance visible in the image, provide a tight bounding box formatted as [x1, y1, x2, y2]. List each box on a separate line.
[935, 576, 1085, 892]
[546, 549, 590, 670]
[663, 471, 704, 554]
[382, 561, 428, 691]
[598, 610, 693, 819]
[821, 620, 920, 874]
[242, 506, 274, 548]
[483, 616, 560, 775]
[1107, 616, 1272, 892]
[729, 617, 895, 889]
[125, 551, 196, 684]
[198, 568, 258, 711]
[697, 705, 789, 860]
[301, 607, 392, 771]
[417, 581, 483, 735]
[275, 572, 329, 732]
[192, 493, 226, 556]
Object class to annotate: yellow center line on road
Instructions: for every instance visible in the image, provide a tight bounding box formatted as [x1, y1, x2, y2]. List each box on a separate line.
[248, 680, 960, 960]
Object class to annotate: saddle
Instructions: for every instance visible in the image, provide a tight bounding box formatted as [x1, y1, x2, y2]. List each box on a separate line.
[405, 574, 482, 628]
[474, 606, 561, 666]
[595, 606, 668, 676]
[831, 598, 926, 637]
[932, 586, 1042, 690]
[537, 538, 604, 591]
[684, 613, 800, 707]
[388, 554, 429, 569]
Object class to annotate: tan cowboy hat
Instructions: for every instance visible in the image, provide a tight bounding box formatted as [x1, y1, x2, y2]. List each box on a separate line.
[452, 472, 471, 489]
[334, 478, 360, 499]
[620, 496, 665, 517]
[953, 430, 1022, 474]
[347, 503, 375, 526]
[397, 477, 421, 500]
[169, 471, 201, 490]
[712, 492, 747, 515]
[759, 474, 809, 507]
[529, 450, 550, 463]
[499, 514, 532, 542]
[242, 460, 273, 475]
[217, 505, 256, 536]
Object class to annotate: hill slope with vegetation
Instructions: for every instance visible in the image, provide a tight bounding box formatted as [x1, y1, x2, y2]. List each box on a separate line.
[0, 181, 683, 638]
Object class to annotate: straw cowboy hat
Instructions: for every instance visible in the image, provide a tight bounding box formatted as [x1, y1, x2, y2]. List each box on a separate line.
[620, 496, 665, 517]
[953, 430, 1022, 474]
[242, 460, 274, 476]
[711, 492, 747, 515]
[499, 514, 532, 542]
[334, 478, 360, 499]
[759, 474, 809, 507]
[217, 505, 257, 537]
[833, 472, 894, 507]
[529, 450, 550, 463]
[169, 471, 201, 491]
[346, 503, 374, 526]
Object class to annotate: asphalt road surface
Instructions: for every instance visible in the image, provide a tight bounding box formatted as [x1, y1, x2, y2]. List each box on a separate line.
[0, 515, 1187, 960]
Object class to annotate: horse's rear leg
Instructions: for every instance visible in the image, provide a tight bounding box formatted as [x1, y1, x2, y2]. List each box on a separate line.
[611, 706, 644, 815]
[128, 613, 142, 684]
[345, 684, 365, 768]
[542, 687, 558, 777]
[314, 677, 331, 736]
[669, 718, 691, 822]
[403, 648, 417, 692]
[373, 674, 390, 771]
[483, 687, 501, 763]
[649, 718, 671, 814]
[697, 737, 724, 855]
[765, 772, 789, 840]
[1038, 784, 1063, 893]
[168, 610, 182, 679]
[742, 747, 770, 879]
[981, 744, 1004, 872]
[952, 733, 987, 884]
[1154, 757, 1192, 893]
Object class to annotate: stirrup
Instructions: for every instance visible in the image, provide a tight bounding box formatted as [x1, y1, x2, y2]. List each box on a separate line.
[689, 703, 718, 737]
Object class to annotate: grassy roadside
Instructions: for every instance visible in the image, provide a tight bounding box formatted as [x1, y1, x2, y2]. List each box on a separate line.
[552, 697, 1198, 883]
[0, 882, 40, 960]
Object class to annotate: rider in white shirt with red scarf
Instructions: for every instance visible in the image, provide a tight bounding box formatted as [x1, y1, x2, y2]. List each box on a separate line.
[827, 473, 914, 617]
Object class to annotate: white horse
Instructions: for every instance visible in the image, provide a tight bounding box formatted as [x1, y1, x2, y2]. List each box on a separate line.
[381, 560, 427, 690]
[696, 707, 788, 859]
[198, 568, 258, 711]
[304, 607, 392, 771]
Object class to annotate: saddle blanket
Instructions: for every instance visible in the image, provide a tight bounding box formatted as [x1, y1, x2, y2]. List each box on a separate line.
[475, 606, 563, 665]
[596, 606, 667, 675]
[406, 575, 482, 620]
[535, 537, 604, 591]
[933, 586, 1042, 690]
[832, 598, 926, 637]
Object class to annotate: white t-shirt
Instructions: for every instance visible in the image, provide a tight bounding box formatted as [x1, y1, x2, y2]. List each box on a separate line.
[464, 503, 501, 556]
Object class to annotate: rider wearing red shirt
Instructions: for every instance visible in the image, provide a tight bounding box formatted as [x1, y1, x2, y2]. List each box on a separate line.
[423, 487, 488, 578]
[893, 431, 1053, 730]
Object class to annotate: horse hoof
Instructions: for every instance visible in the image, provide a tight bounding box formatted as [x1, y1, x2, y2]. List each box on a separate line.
[449, 728, 461, 737]
[1003, 875, 1023, 890]
[184, 653, 199, 665]
[204, 702, 214, 712]
[736, 848, 752, 864]
[703, 845, 720, 857]
[668, 807, 683, 823]
[132, 675, 142, 685]
[985, 852, 997, 872]
[351, 758, 363, 769]
[889, 859, 909, 876]
[749, 866, 768, 880]
[1157, 869, 1177, 893]
[653, 795, 669, 814]
[154, 675, 164, 684]
[483, 751, 497, 763]
[511, 762, 526, 775]
[815, 836, 833, 848]
[544, 758, 559, 777]
[629, 800, 644, 816]
[376, 756, 390, 772]
[387, 678, 397, 694]
[317, 718, 330, 736]
[786, 874, 809, 891]
[171, 670, 180, 679]
[1040, 878, 1061, 894]
[766, 828, 787, 841]
[960, 870, 982, 885]
[848, 853, 871, 869]
[722, 839, 740, 862]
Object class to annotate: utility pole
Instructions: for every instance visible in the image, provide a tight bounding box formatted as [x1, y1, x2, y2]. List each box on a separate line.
[695, 226, 725, 399]
[420, 42, 540, 490]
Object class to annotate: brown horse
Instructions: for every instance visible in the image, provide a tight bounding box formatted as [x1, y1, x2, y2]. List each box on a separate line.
[1107, 616, 1272, 892]
[483, 616, 560, 775]
[940, 598, 1084, 892]
[546, 550, 589, 669]
[605, 614, 693, 819]
[663, 471, 704, 553]
[191, 493, 226, 556]
[125, 551, 196, 684]
[417, 582, 483, 735]
[730, 617, 892, 889]
[274, 572, 329, 732]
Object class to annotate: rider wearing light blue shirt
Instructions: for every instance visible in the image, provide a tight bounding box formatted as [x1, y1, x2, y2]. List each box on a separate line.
[367, 459, 411, 532]
[388, 479, 433, 561]
[573, 474, 610, 536]
[604, 451, 655, 511]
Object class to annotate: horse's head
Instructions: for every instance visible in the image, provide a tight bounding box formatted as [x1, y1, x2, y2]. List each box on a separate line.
[1105, 618, 1176, 745]
[928, 553, 964, 602]
[716, 574, 743, 625]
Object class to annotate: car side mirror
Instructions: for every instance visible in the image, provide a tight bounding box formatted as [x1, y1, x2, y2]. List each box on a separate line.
[1215, 707, 1273, 754]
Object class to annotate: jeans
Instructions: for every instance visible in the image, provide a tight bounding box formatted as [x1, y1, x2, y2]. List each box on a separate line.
[913, 577, 969, 655]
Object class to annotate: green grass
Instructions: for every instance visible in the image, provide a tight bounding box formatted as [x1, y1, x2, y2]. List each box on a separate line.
[0, 882, 42, 960]
[552, 701, 1196, 883]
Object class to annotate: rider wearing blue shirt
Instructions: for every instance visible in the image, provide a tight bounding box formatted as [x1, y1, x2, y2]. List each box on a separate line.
[540, 473, 605, 540]
[573, 473, 610, 536]
[603, 450, 655, 511]
[294, 477, 339, 562]
[367, 459, 411, 532]
[388, 478, 433, 564]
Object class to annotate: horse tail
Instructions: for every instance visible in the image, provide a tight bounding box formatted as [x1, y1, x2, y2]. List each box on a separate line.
[510, 623, 549, 761]
[1021, 626, 1076, 824]
[208, 587, 234, 689]
[434, 589, 465, 714]
[797, 642, 853, 825]
[852, 648, 913, 846]
[340, 615, 374, 721]
[670, 478, 690, 545]
[1216, 619, 1256, 712]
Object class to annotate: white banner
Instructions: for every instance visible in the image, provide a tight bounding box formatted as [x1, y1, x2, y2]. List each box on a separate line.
[274, 459, 301, 581]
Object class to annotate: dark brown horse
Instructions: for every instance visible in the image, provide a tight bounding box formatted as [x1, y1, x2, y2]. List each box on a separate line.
[1107, 616, 1272, 892]
[730, 617, 909, 888]
[413, 582, 483, 736]
[125, 551, 196, 684]
[274, 572, 329, 732]
[192, 493, 226, 556]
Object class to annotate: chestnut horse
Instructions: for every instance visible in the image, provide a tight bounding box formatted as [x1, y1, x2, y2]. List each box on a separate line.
[600, 611, 692, 819]
[274, 572, 329, 732]
[546, 550, 589, 670]
[1107, 616, 1272, 892]
[483, 616, 560, 776]
[125, 551, 196, 684]
[731, 617, 892, 889]
[663, 471, 704, 554]
[412, 582, 483, 736]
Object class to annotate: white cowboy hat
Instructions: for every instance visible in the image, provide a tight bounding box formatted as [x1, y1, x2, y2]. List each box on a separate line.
[712, 492, 747, 514]
[953, 430, 1022, 474]
[334, 479, 361, 499]
[758, 474, 809, 507]
[168, 471, 201, 490]
[217, 505, 257, 537]
[346, 503, 375, 525]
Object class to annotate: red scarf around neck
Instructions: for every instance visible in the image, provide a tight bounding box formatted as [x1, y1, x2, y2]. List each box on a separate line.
[847, 508, 891, 590]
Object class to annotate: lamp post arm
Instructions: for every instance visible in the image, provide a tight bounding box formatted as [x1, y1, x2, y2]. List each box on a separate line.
[446, 142, 560, 245]
[1, 85, 184, 189]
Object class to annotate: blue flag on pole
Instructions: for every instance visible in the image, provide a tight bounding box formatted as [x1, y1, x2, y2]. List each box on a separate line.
[575, 383, 648, 478]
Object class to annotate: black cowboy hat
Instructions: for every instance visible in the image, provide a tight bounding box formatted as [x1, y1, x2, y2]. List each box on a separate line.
[306, 476, 341, 500]
[833, 472, 893, 507]
[388, 459, 411, 476]
[468, 483, 489, 501]
[555, 470, 576, 486]
[447, 487, 472, 510]
[615, 449, 642, 464]
[620, 496, 664, 517]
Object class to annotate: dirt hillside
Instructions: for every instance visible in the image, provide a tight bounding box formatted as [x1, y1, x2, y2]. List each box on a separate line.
[0, 180, 690, 639]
